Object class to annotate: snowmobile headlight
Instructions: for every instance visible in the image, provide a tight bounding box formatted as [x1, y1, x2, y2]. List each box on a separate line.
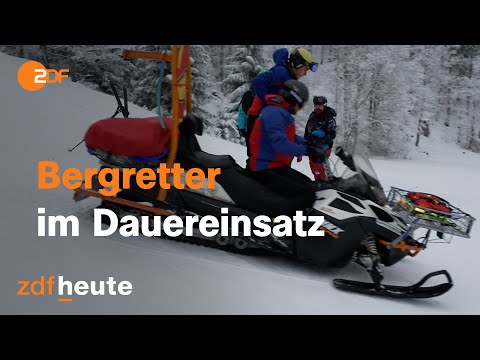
[371, 186, 387, 205]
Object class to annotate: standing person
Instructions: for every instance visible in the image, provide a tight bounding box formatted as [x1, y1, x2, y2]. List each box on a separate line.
[246, 80, 326, 216]
[304, 96, 337, 182]
[245, 47, 318, 145]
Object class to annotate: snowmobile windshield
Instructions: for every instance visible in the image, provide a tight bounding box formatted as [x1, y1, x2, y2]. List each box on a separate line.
[352, 154, 382, 189]
[333, 147, 387, 205]
[352, 154, 387, 205]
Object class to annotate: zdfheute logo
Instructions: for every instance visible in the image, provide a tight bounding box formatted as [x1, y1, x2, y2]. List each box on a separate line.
[17, 61, 69, 92]
[17, 275, 133, 302]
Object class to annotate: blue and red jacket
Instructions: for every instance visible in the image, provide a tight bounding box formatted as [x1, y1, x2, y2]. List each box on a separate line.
[247, 48, 295, 117]
[247, 95, 308, 172]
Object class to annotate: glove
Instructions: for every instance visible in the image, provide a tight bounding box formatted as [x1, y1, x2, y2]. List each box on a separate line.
[312, 129, 325, 139]
[238, 128, 247, 138]
[307, 146, 327, 163]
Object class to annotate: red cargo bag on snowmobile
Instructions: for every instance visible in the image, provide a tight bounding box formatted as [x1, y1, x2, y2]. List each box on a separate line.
[85, 117, 172, 157]
[407, 192, 452, 213]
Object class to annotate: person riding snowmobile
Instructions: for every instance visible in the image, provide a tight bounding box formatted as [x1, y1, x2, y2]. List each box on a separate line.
[246, 79, 326, 216]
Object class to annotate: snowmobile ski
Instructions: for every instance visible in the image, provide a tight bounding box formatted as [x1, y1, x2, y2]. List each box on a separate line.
[333, 270, 453, 299]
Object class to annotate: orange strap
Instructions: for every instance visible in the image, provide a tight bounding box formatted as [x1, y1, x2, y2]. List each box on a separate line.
[378, 239, 424, 257]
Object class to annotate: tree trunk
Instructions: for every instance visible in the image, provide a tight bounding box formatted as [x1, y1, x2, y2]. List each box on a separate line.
[219, 45, 225, 80]
[319, 45, 325, 65]
[444, 86, 451, 127]
[69, 46, 76, 82]
[39, 45, 49, 67]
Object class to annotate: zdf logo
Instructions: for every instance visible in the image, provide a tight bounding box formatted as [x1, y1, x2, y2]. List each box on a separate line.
[17, 61, 69, 92]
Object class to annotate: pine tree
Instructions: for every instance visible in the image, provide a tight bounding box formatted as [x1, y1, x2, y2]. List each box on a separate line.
[4, 44, 477, 156]
[219, 45, 265, 142]
[222, 45, 265, 107]
[446, 45, 480, 151]
[127, 45, 171, 113]
[189, 45, 216, 127]
[328, 45, 416, 157]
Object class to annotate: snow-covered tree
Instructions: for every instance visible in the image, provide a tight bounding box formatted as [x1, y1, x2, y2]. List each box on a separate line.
[446, 45, 480, 151]
[222, 45, 265, 106]
[218, 45, 265, 142]
[189, 45, 216, 127]
[327, 46, 418, 157]
[127, 45, 171, 113]
[3, 44, 479, 156]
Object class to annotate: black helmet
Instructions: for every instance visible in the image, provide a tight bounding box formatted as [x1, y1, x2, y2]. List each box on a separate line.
[279, 79, 309, 109]
[313, 96, 327, 106]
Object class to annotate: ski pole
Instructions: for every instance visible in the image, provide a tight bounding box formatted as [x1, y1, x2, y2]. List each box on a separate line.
[123, 84, 129, 118]
[68, 138, 84, 152]
[107, 77, 128, 118]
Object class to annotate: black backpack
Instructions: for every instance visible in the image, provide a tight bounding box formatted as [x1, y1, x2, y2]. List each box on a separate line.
[239, 88, 255, 113]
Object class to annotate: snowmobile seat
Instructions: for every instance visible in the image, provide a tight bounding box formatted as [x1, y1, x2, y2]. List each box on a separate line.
[184, 113, 204, 135]
[214, 163, 309, 217]
[178, 114, 235, 169]
[189, 151, 234, 169]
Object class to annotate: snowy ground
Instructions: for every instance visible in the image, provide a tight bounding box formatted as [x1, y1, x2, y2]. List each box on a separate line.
[1, 51, 479, 314]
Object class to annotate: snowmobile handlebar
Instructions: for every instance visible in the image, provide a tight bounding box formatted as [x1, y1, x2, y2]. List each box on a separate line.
[335, 146, 356, 172]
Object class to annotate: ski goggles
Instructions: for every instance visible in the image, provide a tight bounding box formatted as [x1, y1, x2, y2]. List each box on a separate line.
[297, 60, 318, 72]
[289, 90, 307, 109]
[307, 62, 318, 72]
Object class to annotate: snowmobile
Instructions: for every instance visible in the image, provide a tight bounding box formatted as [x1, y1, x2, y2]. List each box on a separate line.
[72, 45, 475, 299]
[73, 111, 476, 299]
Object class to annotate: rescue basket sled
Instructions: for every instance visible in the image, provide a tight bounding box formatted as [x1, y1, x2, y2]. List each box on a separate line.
[387, 187, 475, 239]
